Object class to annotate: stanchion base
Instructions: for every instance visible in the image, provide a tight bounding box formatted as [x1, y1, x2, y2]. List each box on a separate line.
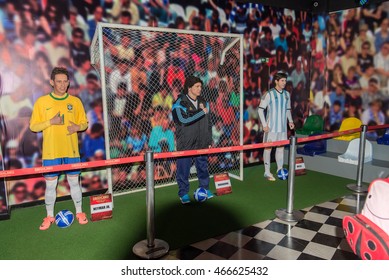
[275, 209, 304, 222]
[346, 183, 368, 193]
[133, 239, 169, 259]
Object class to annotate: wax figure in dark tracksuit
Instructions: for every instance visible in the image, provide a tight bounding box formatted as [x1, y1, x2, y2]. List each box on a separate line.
[172, 76, 213, 204]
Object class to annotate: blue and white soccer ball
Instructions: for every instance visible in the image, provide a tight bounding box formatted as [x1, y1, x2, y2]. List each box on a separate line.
[193, 187, 208, 202]
[55, 210, 74, 228]
[277, 168, 289, 180]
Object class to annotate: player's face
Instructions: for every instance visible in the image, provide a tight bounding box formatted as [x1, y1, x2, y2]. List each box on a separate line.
[275, 78, 287, 89]
[50, 74, 69, 96]
[189, 82, 202, 97]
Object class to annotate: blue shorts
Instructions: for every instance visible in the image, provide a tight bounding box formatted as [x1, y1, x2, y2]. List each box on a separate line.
[43, 157, 81, 178]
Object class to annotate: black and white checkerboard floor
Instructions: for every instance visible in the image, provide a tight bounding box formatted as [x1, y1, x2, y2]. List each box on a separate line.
[164, 194, 366, 260]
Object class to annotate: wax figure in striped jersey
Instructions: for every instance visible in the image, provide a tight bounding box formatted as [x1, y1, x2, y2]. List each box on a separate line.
[30, 67, 89, 230]
[172, 75, 214, 204]
[258, 72, 295, 181]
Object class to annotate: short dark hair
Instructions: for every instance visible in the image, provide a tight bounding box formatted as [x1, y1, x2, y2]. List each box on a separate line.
[362, 41, 371, 48]
[12, 182, 27, 192]
[50, 67, 69, 81]
[184, 75, 203, 94]
[254, 46, 261, 55]
[121, 10, 132, 19]
[175, 16, 185, 26]
[72, 27, 84, 37]
[6, 159, 23, 170]
[34, 181, 46, 190]
[86, 73, 98, 81]
[273, 72, 288, 81]
[369, 99, 382, 107]
[263, 27, 272, 35]
[91, 123, 104, 134]
[51, 27, 63, 38]
[333, 100, 341, 107]
[192, 16, 201, 27]
[368, 77, 379, 85]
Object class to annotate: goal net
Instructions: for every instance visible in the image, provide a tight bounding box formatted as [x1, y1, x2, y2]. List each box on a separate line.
[90, 23, 243, 195]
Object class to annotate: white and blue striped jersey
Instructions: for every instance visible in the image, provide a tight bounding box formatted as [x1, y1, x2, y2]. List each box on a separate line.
[257, 88, 293, 133]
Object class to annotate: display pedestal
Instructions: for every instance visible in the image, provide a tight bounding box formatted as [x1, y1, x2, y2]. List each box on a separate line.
[214, 173, 232, 196]
[90, 194, 113, 221]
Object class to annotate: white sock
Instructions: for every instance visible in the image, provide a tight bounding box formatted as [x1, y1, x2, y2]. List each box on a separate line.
[45, 177, 58, 217]
[67, 175, 83, 214]
[276, 147, 284, 171]
[263, 148, 271, 174]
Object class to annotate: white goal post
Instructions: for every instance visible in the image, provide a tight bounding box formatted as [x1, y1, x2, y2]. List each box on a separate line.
[90, 22, 243, 195]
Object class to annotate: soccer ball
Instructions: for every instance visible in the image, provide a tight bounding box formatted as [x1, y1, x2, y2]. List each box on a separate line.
[193, 187, 208, 202]
[277, 168, 289, 180]
[55, 210, 74, 228]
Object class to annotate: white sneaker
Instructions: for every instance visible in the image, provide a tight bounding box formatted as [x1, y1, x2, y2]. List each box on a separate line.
[264, 173, 276, 181]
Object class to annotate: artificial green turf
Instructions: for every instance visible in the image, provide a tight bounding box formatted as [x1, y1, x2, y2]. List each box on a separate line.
[0, 165, 354, 260]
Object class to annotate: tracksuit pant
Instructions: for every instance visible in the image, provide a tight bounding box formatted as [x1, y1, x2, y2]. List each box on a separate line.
[176, 155, 209, 197]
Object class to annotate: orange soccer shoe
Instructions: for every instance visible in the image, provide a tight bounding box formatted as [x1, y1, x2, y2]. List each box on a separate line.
[76, 212, 89, 225]
[39, 216, 55, 231]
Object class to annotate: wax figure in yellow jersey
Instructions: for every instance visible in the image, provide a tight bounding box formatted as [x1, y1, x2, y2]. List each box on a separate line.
[258, 72, 295, 181]
[30, 67, 89, 230]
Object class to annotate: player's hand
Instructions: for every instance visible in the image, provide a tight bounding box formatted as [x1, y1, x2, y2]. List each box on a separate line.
[263, 126, 269, 133]
[200, 104, 208, 114]
[289, 122, 295, 130]
[50, 112, 63, 125]
[67, 121, 80, 135]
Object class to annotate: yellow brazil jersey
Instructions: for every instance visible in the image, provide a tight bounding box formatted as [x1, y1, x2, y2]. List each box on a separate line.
[30, 92, 88, 160]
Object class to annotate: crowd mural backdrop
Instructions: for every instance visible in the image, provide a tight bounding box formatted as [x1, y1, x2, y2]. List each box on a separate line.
[0, 0, 388, 208]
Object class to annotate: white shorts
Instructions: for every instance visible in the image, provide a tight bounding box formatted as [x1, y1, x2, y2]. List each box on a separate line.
[263, 132, 287, 143]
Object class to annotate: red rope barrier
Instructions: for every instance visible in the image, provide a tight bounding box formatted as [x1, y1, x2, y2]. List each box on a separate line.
[1, 124, 388, 179]
[367, 124, 389, 131]
[0, 156, 143, 178]
[297, 128, 362, 144]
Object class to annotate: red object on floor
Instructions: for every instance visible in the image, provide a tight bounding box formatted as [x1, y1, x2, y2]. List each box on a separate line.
[214, 173, 232, 196]
[343, 178, 389, 260]
[90, 194, 113, 222]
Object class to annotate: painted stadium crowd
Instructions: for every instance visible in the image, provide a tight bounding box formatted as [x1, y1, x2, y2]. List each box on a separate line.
[0, 0, 388, 204]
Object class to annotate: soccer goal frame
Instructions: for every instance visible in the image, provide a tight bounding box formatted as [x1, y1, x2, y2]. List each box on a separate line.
[90, 22, 244, 196]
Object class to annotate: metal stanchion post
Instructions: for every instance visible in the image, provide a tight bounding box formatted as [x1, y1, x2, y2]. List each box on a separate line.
[275, 136, 304, 222]
[133, 151, 169, 259]
[347, 125, 368, 193]
[355, 193, 365, 214]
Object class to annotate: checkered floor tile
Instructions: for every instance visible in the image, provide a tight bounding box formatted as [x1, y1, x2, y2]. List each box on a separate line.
[164, 193, 366, 260]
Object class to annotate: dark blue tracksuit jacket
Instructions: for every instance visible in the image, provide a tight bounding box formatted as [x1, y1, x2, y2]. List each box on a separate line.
[172, 94, 212, 151]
